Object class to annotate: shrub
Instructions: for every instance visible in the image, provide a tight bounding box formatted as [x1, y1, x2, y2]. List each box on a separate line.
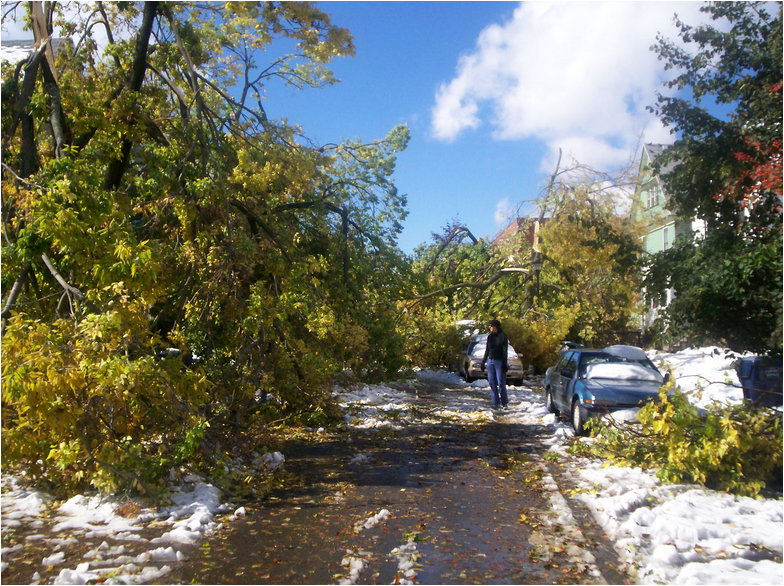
[402, 315, 465, 369]
[505, 305, 579, 374]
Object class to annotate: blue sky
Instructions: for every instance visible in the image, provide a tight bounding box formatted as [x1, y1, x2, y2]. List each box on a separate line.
[261, 1, 713, 254]
[2, 1, 725, 254]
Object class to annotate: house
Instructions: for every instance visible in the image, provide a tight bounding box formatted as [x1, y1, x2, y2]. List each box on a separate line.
[1, 38, 70, 66]
[494, 217, 550, 255]
[494, 217, 544, 248]
[635, 143, 704, 330]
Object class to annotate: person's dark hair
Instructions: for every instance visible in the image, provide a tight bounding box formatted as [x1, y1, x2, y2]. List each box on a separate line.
[488, 319, 502, 329]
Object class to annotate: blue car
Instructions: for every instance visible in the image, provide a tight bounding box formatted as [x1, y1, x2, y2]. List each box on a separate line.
[544, 345, 669, 435]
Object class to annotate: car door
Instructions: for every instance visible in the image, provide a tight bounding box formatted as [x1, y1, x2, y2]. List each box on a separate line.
[460, 341, 475, 377]
[552, 351, 578, 412]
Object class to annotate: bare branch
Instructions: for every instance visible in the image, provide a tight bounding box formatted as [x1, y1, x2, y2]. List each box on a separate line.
[40, 253, 102, 314]
[539, 148, 562, 223]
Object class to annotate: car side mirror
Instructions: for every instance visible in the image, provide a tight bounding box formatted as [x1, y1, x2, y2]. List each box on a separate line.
[560, 368, 574, 379]
[663, 373, 671, 384]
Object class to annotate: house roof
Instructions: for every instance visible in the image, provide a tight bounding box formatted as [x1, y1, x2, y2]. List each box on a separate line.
[1, 38, 68, 64]
[643, 143, 677, 176]
[493, 217, 549, 248]
[1, 40, 35, 63]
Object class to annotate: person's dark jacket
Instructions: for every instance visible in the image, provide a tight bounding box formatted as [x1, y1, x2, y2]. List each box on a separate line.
[482, 331, 509, 371]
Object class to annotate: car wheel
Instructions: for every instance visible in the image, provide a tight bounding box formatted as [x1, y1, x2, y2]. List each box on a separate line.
[545, 389, 559, 415]
[464, 364, 475, 383]
[571, 399, 587, 436]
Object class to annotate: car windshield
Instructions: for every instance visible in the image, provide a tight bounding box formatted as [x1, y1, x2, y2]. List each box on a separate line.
[585, 362, 664, 383]
[577, 351, 657, 377]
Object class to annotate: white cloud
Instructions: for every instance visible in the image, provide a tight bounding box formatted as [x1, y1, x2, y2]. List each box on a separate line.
[431, 1, 706, 170]
[494, 197, 514, 226]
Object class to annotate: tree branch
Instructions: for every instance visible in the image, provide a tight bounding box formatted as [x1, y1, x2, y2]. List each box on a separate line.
[1, 264, 29, 327]
[40, 253, 102, 314]
[425, 225, 478, 274]
[401, 268, 531, 315]
[228, 199, 293, 264]
[538, 147, 562, 223]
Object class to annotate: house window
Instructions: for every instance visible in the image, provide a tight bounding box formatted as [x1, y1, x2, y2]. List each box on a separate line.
[647, 184, 662, 208]
[663, 227, 669, 250]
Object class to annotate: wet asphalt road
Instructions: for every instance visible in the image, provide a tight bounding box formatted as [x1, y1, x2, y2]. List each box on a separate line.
[165, 381, 627, 585]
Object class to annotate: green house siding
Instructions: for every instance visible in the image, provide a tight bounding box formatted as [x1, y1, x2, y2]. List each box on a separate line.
[635, 144, 686, 255]
[646, 222, 676, 254]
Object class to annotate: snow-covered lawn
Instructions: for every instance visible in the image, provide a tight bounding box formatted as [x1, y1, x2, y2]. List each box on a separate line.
[2, 346, 781, 585]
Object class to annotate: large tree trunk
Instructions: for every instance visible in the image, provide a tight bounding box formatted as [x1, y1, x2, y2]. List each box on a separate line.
[104, 1, 159, 191]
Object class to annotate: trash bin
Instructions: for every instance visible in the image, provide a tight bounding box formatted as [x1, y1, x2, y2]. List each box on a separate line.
[736, 356, 783, 407]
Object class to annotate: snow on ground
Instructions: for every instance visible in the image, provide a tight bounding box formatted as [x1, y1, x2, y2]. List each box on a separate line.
[1, 464, 278, 584]
[2, 347, 781, 585]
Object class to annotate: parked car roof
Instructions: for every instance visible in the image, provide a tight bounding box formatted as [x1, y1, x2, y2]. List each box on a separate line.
[602, 345, 649, 362]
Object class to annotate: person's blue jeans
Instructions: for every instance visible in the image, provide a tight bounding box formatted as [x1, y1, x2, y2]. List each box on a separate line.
[486, 359, 508, 407]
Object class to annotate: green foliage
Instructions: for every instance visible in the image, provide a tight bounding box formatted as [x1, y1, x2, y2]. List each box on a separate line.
[646, 2, 782, 355]
[2, 309, 209, 495]
[646, 229, 782, 354]
[1, 2, 408, 495]
[574, 387, 783, 497]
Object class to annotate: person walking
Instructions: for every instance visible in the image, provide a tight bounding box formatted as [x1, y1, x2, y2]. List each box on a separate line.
[481, 319, 509, 409]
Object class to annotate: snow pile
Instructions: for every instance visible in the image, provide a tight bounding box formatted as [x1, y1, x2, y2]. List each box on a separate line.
[574, 461, 783, 584]
[150, 477, 227, 547]
[1, 475, 53, 537]
[260, 451, 285, 470]
[649, 346, 744, 408]
[53, 494, 144, 539]
[354, 508, 391, 532]
[585, 361, 662, 382]
[1, 472, 248, 584]
[337, 548, 373, 585]
[335, 383, 411, 405]
[348, 453, 372, 466]
[390, 539, 419, 584]
[335, 383, 416, 430]
[53, 561, 173, 585]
